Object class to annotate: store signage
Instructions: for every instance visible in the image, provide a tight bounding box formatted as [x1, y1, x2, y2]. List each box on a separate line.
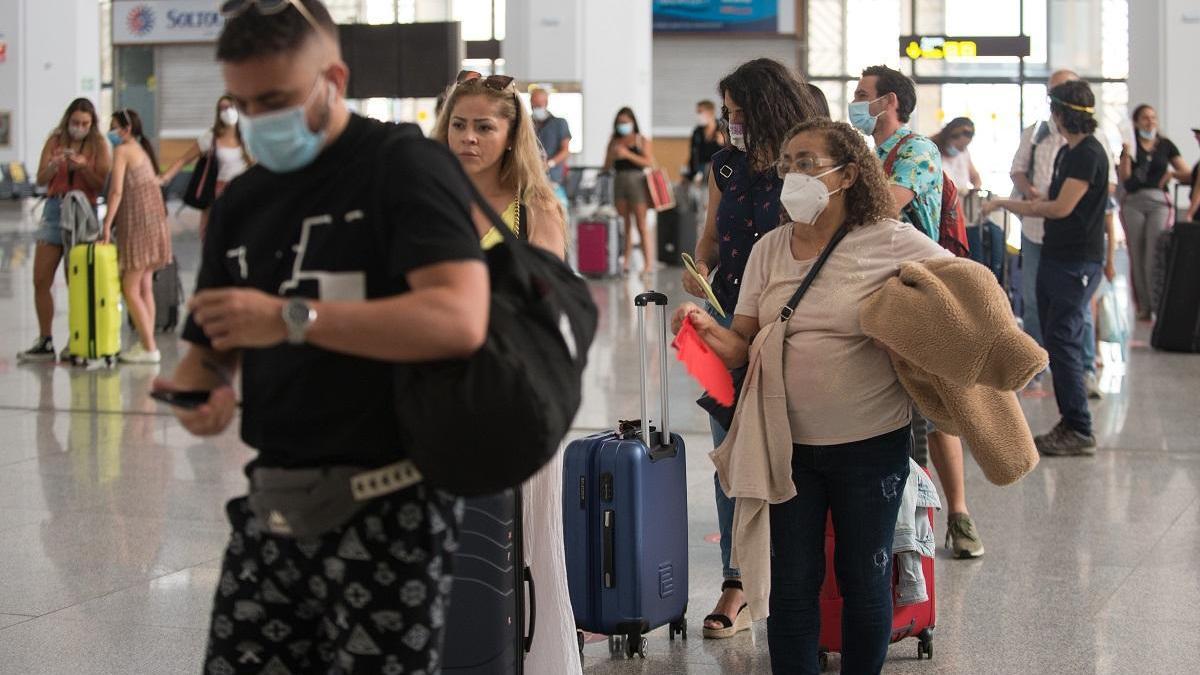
[654, 0, 779, 33]
[112, 1, 225, 45]
[900, 35, 1031, 61]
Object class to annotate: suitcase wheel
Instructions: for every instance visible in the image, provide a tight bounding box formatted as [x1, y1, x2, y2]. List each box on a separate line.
[916, 628, 934, 660]
[625, 635, 646, 659]
[668, 616, 687, 642]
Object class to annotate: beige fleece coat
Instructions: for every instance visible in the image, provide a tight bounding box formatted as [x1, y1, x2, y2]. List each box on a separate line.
[860, 257, 1047, 486]
[715, 256, 1046, 621]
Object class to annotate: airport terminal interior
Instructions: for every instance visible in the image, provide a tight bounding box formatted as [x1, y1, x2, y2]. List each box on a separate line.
[0, 1, 1198, 673]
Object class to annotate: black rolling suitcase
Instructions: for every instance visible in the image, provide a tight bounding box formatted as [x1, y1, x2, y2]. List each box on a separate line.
[443, 488, 534, 674]
[1151, 221, 1200, 353]
[657, 181, 700, 265]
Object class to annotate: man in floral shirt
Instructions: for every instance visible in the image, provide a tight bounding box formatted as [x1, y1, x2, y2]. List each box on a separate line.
[852, 65, 943, 240]
[851, 64, 986, 561]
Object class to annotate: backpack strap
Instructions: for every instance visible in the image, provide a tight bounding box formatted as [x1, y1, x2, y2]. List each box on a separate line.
[882, 133, 918, 176]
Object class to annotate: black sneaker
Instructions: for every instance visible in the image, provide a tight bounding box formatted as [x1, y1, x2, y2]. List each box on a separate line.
[1035, 422, 1097, 456]
[17, 337, 56, 363]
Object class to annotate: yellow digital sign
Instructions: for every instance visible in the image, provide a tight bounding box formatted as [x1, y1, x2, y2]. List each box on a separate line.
[900, 35, 1031, 61]
[905, 39, 978, 61]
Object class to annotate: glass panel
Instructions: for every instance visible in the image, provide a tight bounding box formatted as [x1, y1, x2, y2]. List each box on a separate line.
[455, 0, 495, 41]
[493, 0, 506, 40]
[846, 0, 902, 73]
[364, 0, 396, 23]
[324, 0, 362, 23]
[115, 46, 158, 147]
[1101, 0, 1128, 79]
[809, 80, 846, 122]
[806, 0, 846, 78]
[1100, 82, 1129, 154]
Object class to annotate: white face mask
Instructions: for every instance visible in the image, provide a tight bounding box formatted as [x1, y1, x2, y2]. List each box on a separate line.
[220, 108, 239, 126]
[531, 107, 549, 122]
[729, 122, 747, 152]
[780, 166, 844, 225]
[68, 124, 89, 141]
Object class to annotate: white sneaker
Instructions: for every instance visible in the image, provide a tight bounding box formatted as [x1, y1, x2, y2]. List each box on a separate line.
[1085, 371, 1103, 400]
[119, 344, 161, 365]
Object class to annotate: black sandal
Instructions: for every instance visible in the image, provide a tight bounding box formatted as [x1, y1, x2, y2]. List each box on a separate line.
[702, 579, 751, 639]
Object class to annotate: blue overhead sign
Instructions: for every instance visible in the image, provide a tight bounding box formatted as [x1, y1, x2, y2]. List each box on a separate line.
[653, 0, 779, 33]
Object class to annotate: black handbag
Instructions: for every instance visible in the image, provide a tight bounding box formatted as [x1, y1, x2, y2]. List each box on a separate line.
[698, 223, 852, 431]
[182, 149, 218, 210]
[395, 173, 599, 496]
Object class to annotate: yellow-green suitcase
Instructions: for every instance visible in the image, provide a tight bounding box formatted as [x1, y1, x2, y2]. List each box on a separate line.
[68, 243, 121, 364]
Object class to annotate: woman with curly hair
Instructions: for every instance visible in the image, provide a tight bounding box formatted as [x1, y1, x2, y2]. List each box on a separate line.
[681, 58, 823, 641]
[673, 119, 950, 673]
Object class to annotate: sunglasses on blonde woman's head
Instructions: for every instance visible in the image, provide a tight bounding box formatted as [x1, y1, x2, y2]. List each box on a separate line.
[220, 0, 323, 32]
[455, 70, 516, 91]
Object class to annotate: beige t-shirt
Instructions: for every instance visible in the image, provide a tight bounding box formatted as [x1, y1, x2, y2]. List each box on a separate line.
[735, 218, 951, 446]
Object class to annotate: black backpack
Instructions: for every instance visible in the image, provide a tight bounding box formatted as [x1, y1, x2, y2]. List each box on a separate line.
[394, 157, 598, 496]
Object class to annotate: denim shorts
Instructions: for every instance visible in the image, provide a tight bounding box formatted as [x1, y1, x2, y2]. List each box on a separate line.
[36, 198, 64, 247]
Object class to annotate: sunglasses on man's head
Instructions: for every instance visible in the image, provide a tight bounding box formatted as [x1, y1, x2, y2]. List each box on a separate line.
[455, 70, 516, 91]
[220, 0, 323, 32]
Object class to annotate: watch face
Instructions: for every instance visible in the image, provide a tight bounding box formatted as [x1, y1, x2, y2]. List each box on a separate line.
[286, 299, 311, 325]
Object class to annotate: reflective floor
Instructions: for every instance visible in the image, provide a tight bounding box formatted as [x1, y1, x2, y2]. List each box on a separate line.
[0, 200, 1197, 674]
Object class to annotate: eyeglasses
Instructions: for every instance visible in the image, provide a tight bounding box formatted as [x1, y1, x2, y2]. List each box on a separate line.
[775, 156, 839, 179]
[455, 70, 516, 91]
[220, 0, 323, 34]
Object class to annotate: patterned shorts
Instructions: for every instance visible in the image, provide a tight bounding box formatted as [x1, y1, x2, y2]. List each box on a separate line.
[204, 486, 462, 675]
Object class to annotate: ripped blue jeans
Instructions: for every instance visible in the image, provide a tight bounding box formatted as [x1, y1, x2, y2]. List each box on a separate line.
[768, 426, 911, 675]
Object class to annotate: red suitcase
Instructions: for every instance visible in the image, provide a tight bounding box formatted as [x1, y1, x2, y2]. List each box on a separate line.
[817, 503, 936, 667]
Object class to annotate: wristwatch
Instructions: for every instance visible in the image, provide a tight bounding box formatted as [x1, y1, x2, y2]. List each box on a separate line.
[282, 297, 317, 345]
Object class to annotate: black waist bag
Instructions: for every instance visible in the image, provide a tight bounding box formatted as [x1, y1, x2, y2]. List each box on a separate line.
[395, 178, 598, 497]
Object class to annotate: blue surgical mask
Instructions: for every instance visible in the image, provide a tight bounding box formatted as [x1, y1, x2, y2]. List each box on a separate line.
[848, 96, 886, 135]
[616, 122, 634, 137]
[1137, 128, 1156, 141]
[107, 130, 123, 146]
[945, 146, 961, 158]
[239, 78, 330, 174]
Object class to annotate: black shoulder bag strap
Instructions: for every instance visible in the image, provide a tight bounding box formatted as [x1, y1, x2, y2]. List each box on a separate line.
[778, 222, 852, 322]
[697, 222, 851, 431]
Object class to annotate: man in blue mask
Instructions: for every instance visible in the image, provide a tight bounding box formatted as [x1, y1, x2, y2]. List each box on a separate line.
[156, 1, 489, 672]
[852, 64, 988, 562]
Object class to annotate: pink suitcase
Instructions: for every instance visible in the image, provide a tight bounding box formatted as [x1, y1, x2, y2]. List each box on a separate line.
[577, 216, 620, 277]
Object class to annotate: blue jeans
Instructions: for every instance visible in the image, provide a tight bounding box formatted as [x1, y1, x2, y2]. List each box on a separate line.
[707, 304, 739, 580]
[1024, 237, 1097, 375]
[1037, 257, 1103, 436]
[768, 427, 911, 675]
[1021, 235, 1043, 347]
[37, 197, 65, 247]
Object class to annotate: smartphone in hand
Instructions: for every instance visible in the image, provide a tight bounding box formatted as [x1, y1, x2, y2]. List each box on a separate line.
[150, 390, 212, 410]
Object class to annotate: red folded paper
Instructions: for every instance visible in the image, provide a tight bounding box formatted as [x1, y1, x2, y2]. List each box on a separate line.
[672, 316, 734, 406]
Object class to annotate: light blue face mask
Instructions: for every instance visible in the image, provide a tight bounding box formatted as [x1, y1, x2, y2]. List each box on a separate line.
[616, 122, 634, 137]
[239, 77, 330, 174]
[107, 130, 123, 146]
[848, 95, 887, 135]
[945, 146, 961, 158]
[1137, 128, 1156, 141]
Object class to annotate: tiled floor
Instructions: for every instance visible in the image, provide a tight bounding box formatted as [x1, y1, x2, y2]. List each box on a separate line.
[0, 200, 1197, 674]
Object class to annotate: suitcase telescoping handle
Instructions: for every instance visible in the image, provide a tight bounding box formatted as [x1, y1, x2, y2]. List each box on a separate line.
[634, 292, 671, 452]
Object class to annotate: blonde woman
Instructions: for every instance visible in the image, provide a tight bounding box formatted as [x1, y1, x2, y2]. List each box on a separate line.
[433, 70, 577, 674]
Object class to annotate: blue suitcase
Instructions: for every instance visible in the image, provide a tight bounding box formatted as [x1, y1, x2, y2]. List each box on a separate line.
[563, 291, 689, 659]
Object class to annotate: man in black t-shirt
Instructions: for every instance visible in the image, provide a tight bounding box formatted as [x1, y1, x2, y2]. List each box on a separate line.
[155, 2, 488, 672]
[987, 81, 1109, 456]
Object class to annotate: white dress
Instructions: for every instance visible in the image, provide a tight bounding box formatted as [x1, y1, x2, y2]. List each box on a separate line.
[521, 445, 583, 674]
